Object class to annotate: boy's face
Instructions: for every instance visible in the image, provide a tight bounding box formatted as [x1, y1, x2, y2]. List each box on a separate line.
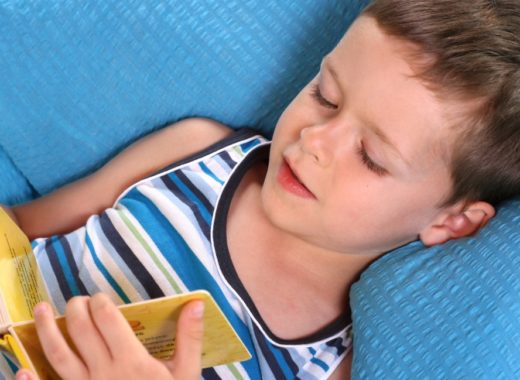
[261, 15, 460, 256]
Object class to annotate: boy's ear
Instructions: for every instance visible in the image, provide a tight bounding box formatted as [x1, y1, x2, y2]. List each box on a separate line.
[419, 201, 496, 246]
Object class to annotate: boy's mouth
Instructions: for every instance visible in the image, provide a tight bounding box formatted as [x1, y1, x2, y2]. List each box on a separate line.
[277, 158, 316, 199]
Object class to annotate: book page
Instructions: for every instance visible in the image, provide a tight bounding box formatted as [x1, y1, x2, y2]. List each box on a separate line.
[0, 208, 50, 325]
[12, 290, 251, 379]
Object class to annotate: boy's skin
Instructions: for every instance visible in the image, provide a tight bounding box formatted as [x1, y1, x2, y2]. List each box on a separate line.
[11, 15, 495, 380]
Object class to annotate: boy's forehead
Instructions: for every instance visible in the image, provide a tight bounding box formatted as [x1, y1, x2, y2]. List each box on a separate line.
[326, 16, 456, 176]
[330, 16, 421, 76]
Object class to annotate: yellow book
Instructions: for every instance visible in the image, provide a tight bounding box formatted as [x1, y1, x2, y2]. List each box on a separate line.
[0, 208, 251, 379]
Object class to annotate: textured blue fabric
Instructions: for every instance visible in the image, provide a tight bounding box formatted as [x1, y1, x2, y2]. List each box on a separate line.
[351, 198, 520, 379]
[0, 0, 367, 198]
[1, 1, 520, 379]
[0, 145, 34, 204]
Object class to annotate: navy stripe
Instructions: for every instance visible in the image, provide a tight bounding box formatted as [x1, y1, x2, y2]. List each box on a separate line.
[176, 169, 214, 217]
[160, 174, 211, 240]
[326, 337, 349, 357]
[219, 150, 237, 169]
[201, 368, 222, 379]
[58, 236, 89, 295]
[45, 238, 74, 301]
[99, 213, 165, 299]
[280, 347, 301, 378]
[252, 325, 288, 379]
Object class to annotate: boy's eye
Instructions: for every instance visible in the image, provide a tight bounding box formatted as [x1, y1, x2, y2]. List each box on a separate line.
[311, 83, 338, 110]
[358, 142, 388, 176]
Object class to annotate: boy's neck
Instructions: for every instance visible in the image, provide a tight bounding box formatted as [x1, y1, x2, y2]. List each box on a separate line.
[227, 163, 378, 337]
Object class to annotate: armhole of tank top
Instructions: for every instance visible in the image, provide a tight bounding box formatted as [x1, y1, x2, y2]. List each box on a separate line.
[149, 128, 262, 176]
[112, 128, 264, 206]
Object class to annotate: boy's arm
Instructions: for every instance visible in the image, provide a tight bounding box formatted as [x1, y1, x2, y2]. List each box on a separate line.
[11, 118, 232, 240]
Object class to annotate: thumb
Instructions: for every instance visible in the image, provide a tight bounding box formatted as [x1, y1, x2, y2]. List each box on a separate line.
[167, 300, 205, 380]
[16, 369, 38, 380]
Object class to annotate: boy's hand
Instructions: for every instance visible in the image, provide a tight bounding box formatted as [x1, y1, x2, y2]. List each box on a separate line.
[15, 293, 205, 380]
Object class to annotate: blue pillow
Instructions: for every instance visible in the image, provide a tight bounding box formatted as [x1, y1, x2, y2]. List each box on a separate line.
[351, 198, 520, 379]
[1, 1, 519, 379]
[0, 145, 35, 204]
[0, 0, 368, 198]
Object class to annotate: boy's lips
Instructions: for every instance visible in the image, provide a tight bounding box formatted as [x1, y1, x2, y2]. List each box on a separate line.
[276, 158, 316, 199]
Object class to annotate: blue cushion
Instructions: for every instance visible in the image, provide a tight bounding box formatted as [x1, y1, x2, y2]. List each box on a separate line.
[351, 198, 520, 379]
[0, 0, 367, 197]
[0, 145, 35, 204]
[1, 1, 519, 379]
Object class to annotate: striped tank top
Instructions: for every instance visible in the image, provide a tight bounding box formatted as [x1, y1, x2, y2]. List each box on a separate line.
[27, 129, 352, 379]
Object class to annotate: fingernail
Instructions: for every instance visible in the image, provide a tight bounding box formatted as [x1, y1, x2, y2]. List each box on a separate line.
[190, 301, 205, 319]
[34, 303, 48, 316]
[16, 372, 29, 380]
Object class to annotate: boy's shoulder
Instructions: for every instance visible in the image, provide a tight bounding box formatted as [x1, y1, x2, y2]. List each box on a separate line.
[165, 117, 234, 151]
[156, 118, 267, 171]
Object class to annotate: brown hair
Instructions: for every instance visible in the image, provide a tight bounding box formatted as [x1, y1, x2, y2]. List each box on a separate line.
[363, 0, 520, 206]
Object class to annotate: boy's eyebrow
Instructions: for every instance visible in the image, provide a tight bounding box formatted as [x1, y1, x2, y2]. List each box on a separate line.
[365, 120, 411, 168]
[322, 58, 339, 83]
[323, 58, 410, 168]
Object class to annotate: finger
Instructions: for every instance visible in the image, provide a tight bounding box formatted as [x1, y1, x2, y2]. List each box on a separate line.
[33, 302, 88, 379]
[15, 369, 37, 380]
[88, 293, 149, 358]
[65, 296, 112, 370]
[167, 300, 205, 379]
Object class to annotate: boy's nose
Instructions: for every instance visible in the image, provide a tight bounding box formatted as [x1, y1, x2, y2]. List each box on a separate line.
[299, 124, 335, 166]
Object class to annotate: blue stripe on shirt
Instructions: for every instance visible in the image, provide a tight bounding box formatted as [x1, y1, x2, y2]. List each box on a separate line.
[199, 161, 224, 185]
[45, 238, 74, 300]
[85, 233, 131, 304]
[118, 190, 259, 376]
[58, 235, 89, 295]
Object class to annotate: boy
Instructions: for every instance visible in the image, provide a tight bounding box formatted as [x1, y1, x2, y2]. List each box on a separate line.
[7, 0, 520, 378]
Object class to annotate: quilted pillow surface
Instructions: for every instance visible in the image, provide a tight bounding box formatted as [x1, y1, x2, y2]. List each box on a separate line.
[0, 0, 366, 201]
[351, 198, 520, 379]
[1, 1, 519, 379]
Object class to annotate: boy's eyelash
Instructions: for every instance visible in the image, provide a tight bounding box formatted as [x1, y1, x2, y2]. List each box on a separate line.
[310, 83, 338, 109]
[309, 83, 385, 176]
[358, 143, 387, 176]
